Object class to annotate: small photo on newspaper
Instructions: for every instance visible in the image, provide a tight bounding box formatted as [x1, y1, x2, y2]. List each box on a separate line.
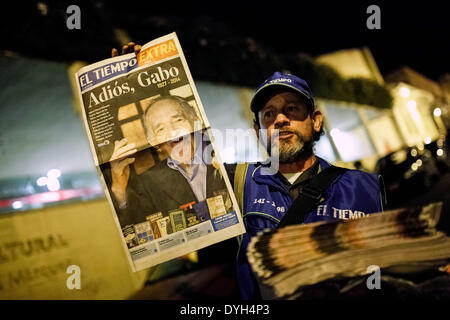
[75, 33, 245, 271]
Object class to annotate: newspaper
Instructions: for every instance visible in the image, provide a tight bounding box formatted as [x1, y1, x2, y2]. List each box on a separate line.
[75, 33, 245, 272]
[247, 202, 450, 299]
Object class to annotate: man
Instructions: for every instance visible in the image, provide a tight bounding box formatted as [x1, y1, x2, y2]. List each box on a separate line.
[109, 95, 227, 226]
[235, 71, 385, 299]
[113, 43, 385, 298]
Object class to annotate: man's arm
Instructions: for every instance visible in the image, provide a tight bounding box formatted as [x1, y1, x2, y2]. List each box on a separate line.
[107, 43, 141, 207]
[109, 138, 137, 207]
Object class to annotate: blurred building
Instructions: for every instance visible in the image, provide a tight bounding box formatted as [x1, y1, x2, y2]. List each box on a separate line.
[316, 47, 384, 84]
[385, 67, 444, 146]
[438, 73, 450, 128]
[314, 48, 445, 170]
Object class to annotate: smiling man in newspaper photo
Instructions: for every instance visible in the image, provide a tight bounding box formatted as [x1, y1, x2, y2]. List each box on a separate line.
[106, 95, 231, 228]
[105, 92, 243, 287]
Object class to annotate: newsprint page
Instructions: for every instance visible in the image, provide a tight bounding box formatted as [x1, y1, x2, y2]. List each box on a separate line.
[75, 32, 245, 272]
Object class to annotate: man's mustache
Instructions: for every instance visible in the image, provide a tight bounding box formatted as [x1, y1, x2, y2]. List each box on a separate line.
[273, 127, 302, 138]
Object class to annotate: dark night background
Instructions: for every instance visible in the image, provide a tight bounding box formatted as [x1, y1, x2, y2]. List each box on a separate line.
[2, 0, 449, 85]
[1, 0, 450, 302]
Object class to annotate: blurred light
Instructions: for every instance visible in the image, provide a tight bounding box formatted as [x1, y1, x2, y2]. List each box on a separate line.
[437, 139, 444, 147]
[48, 168, 61, 179]
[40, 192, 61, 202]
[417, 143, 424, 151]
[400, 87, 410, 98]
[328, 128, 370, 162]
[424, 136, 432, 144]
[416, 159, 423, 166]
[433, 108, 442, 117]
[392, 150, 407, 164]
[37, 2, 48, 16]
[410, 149, 418, 157]
[314, 136, 337, 163]
[437, 149, 444, 157]
[12, 201, 23, 209]
[330, 128, 340, 137]
[411, 163, 419, 171]
[47, 178, 61, 192]
[37, 176, 48, 186]
[407, 100, 417, 110]
[407, 100, 421, 123]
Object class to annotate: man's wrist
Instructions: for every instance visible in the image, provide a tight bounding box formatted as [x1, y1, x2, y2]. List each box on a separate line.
[111, 187, 127, 208]
[118, 201, 128, 209]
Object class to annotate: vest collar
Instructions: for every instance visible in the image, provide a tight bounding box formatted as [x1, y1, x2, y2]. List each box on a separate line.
[251, 156, 331, 192]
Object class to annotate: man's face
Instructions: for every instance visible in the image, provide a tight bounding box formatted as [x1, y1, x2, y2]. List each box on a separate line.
[145, 99, 195, 163]
[257, 90, 322, 163]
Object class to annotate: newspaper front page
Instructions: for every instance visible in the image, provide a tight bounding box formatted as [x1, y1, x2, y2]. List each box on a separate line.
[75, 33, 245, 271]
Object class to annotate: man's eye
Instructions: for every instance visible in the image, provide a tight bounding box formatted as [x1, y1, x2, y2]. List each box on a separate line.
[287, 105, 297, 112]
[263, 111, 273, 118]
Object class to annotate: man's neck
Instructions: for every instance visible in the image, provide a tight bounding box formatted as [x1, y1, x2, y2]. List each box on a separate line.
[278, 149, 316, 174]
[180, 162, 193, 178]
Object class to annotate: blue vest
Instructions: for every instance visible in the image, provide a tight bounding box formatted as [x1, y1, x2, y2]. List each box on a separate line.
[236, 157, 384, 299]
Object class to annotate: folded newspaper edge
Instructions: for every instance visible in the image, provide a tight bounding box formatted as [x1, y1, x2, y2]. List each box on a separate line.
[247, 202, 450, 298]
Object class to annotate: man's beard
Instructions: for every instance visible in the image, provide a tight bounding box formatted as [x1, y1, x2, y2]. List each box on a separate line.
[272, 128, 312, 163]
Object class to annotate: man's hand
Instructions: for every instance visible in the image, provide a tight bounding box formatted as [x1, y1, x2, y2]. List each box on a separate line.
[110, 138, 137, 207]
[109, 42, 140, 206]
[111, 42, 141, 57]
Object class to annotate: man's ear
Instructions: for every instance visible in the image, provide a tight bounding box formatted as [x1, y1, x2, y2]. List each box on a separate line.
[253, 121, 260, 139]
[311, 109, 323, 133]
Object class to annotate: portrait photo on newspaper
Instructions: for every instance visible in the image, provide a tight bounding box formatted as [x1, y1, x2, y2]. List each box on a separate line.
[100, 127, 240, 270]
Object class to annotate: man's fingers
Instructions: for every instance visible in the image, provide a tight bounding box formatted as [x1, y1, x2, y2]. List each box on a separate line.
[111, 48, 119, 57]
[117, 157, 135, 170]
[134, 45, 141, 54]
[116, 143, 137, 156]
[117, 43, 140, 56]
[117, 149, 138, 160]
[114, 138, 129, 149]
[111, 139, 136, 161]
[124, 157, 136, 165]
[122, 42, 136, 55]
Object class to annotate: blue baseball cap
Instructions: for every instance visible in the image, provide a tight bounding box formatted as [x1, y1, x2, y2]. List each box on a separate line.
[250, 72, 315, 114]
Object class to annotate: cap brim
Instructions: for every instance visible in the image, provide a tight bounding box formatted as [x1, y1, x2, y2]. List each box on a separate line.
[250, 83, 313, 113]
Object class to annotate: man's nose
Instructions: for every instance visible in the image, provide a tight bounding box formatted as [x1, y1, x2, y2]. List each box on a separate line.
[169, 123, 188, 137]
[273, 112, 290, 129]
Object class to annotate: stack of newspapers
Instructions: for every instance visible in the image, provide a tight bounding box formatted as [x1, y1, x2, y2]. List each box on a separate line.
[247, 202, 450, 299]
